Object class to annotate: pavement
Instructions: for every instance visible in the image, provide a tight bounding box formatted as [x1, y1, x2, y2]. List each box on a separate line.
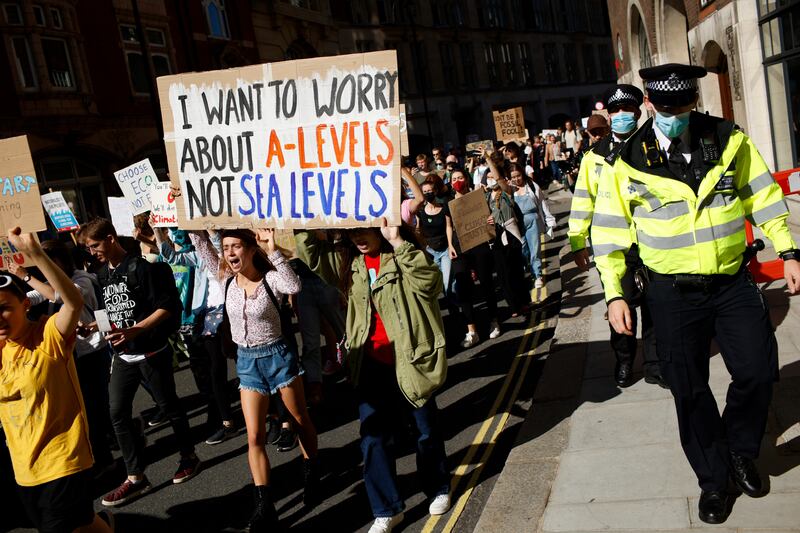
[475, 199, 800, 532]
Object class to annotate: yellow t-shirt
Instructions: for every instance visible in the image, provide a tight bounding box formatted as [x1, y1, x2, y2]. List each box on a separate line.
[0, 315, 93, 486]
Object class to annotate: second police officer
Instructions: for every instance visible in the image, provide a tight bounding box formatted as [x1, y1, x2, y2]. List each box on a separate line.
[568, 84, 665, 389]
[591, 64, 800, 524]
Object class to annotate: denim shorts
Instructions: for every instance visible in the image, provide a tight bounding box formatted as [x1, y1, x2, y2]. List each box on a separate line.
[236, 339, 304, 396]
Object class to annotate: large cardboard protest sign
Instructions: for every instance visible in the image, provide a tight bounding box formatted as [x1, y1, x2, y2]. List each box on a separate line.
[465, 139, 494, 155]
[0, 135, 47, 233]
[149, 181, 178, 227]
[41, 191, 79, 232]
[108, 196, 135, 237]
[158, 51, 402, 230]
[449, 189, 495, 253]
[114, 158, 157, 215]
[493, 107, 525, 142]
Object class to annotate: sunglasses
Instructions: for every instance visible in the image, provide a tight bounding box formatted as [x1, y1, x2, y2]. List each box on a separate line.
[0, 274, 13, 289]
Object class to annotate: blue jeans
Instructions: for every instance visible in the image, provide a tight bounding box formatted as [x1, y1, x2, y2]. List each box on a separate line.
[426, 246, 452, 296]
[521, 213, 542, 278]
[550, 161, 563, 183]
[357, 357, 449, 517]
[297, 276, 346, 383]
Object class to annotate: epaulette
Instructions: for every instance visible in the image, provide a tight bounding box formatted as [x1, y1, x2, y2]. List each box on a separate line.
[605, 141, 625, 166]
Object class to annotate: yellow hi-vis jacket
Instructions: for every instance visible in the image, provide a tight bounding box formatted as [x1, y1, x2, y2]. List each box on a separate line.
[592, 114, 795, 302]
[568, 135, 625, 252]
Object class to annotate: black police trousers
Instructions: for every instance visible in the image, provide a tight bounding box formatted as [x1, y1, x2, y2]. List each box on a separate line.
[645, 269, 778, 492]
[610, 246, 660, 375]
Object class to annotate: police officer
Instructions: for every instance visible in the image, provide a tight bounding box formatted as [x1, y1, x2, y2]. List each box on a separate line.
[591, 63, 800, 524]
[568, 85, 666, 389]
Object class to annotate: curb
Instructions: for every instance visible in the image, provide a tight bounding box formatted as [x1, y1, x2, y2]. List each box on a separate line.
[473, 240, 600, 532]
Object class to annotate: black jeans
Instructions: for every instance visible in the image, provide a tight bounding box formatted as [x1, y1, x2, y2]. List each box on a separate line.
[646, 269, 778, 491]
[109, 346, 195, 476]
[186, 333, 232, 428]
[75, 347, 114, 466]
[492, 238, 529, 314]
[452, 243, 498, 324]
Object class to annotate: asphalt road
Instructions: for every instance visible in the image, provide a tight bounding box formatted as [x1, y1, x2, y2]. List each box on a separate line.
[3, 192, 570, 533]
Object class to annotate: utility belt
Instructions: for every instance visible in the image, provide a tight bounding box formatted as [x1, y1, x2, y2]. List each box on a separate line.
[640, 267, 743, 292]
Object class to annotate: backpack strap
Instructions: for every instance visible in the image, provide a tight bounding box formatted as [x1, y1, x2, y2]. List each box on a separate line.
[261, 278, 281, 312]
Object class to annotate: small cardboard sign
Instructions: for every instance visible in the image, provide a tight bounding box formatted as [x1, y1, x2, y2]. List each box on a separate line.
[466, 139, 494, 154]
[0, 237, 33, 270]
[0, 135, 47, 233]
[399, 103, 409, 156]
[493, 107, 526, 142]
[40, 191, 79, 232]
[149, 181, 178, 227]
[94, 309, 113, 333]
[114, 158, 157, 215]
[108, 196, 135, 237]
[449, 188, 495, 253]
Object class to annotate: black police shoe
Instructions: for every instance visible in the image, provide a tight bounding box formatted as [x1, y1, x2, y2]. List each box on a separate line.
[698, 490, 730, 524]
[614, 361, 634, 388]
[730, 452, 764, 497]
[644, 372, 669, 389]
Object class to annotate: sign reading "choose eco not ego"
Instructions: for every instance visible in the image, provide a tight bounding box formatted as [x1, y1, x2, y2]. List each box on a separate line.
[157, 50, 402, 229]
[114, 158, 157, 215]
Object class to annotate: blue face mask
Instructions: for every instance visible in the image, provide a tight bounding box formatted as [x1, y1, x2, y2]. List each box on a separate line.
[610, 111, 637, 134]
[654, 111, 691, 138]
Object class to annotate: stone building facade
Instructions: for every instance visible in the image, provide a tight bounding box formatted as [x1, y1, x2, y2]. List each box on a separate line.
[607, 0, 800, 172]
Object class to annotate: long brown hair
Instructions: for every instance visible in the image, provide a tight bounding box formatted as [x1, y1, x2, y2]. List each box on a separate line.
[219, 229, 274, 279]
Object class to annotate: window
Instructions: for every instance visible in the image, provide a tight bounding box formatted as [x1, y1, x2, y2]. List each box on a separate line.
[582, 44, 596, 81]
[3, 3, 21, 24]
[349, 0, 369, 24]
[41, 38, 74, 89]
[484, 43, 500, 87]
[11, 37, 37, 89]
[501, 42, 515, 85]
[120, 24, 138, 43]
[147, 28, 166, 47]
[532, 0, 553, 31]
[285, 0, 320, 9]
[563, 44, 577, 82]
[637, 17, 652, 69]
[460, 42, 476, 88]
[412, 41, 429, 93]
[49, 7, 62, 29]
[126, 51, 149, 94]
[440, 43, 457, 88]
[204, 0, 230, 39]
[544, 43, 560, 83]
[519, 42, 533, 86]
[152, 54, 171, 77]
[483, 0, 506, 28]
[33, 5, 44, 26]
[599, 43, 615, 81]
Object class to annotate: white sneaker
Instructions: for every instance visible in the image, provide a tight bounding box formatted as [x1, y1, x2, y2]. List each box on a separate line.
[461, 331, 479, 348]
[429, 493, 451, 515]
[534, 277, 544, 289]
[368, 512, 404, 533]
[489, 320, 501, 339]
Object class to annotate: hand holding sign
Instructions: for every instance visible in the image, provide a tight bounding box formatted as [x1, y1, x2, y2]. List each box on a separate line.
[380, 217, 403, 249]
[7, 226, 42, 259]
[256, 228, 277, 253]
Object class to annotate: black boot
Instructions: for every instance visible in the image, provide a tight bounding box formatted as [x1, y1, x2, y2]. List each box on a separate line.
[303, 458, 321, 506]
[248, 485, 278, 532]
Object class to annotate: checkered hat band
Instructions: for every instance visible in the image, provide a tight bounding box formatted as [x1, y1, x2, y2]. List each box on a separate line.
[646, 78, 697, 92]
[608, 90, 637, 104]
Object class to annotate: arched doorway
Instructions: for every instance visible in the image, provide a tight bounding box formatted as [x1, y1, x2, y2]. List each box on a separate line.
[630, 5, 653, 74]
[702, 41, 734, 121]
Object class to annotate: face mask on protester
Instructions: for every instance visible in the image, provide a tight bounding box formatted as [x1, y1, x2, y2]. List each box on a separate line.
[610, 111, 637, 134]
[654, 110, 691, 138]
[486, 178, 498, 189]
[169, 229, 193, 252]
[423, 192, 436, 203]
[452, 180, 468, 193]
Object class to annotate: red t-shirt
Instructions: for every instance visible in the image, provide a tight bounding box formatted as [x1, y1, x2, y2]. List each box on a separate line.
[364, 253, 394, 365]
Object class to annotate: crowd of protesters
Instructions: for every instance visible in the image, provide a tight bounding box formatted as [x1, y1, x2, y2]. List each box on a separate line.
[0, 119, 589, 533]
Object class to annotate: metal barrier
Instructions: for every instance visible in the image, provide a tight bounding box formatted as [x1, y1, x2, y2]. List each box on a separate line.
[746, 167, 800, 282]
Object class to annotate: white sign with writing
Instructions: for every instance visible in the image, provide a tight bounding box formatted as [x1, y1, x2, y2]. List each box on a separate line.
[149, 181, 178, 227]
[114, 158, 157, 215]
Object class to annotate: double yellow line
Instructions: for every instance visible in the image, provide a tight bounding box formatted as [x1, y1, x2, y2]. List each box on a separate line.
[422, 280, 549, 533]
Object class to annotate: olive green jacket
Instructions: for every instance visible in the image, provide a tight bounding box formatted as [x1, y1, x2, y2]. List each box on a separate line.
[346, 242, 448, 408]
[294, 230, 342, 288]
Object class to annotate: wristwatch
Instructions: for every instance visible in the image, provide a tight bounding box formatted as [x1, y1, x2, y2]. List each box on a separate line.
[779, 249, 800, 261]
[22, 274, 31, 282]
